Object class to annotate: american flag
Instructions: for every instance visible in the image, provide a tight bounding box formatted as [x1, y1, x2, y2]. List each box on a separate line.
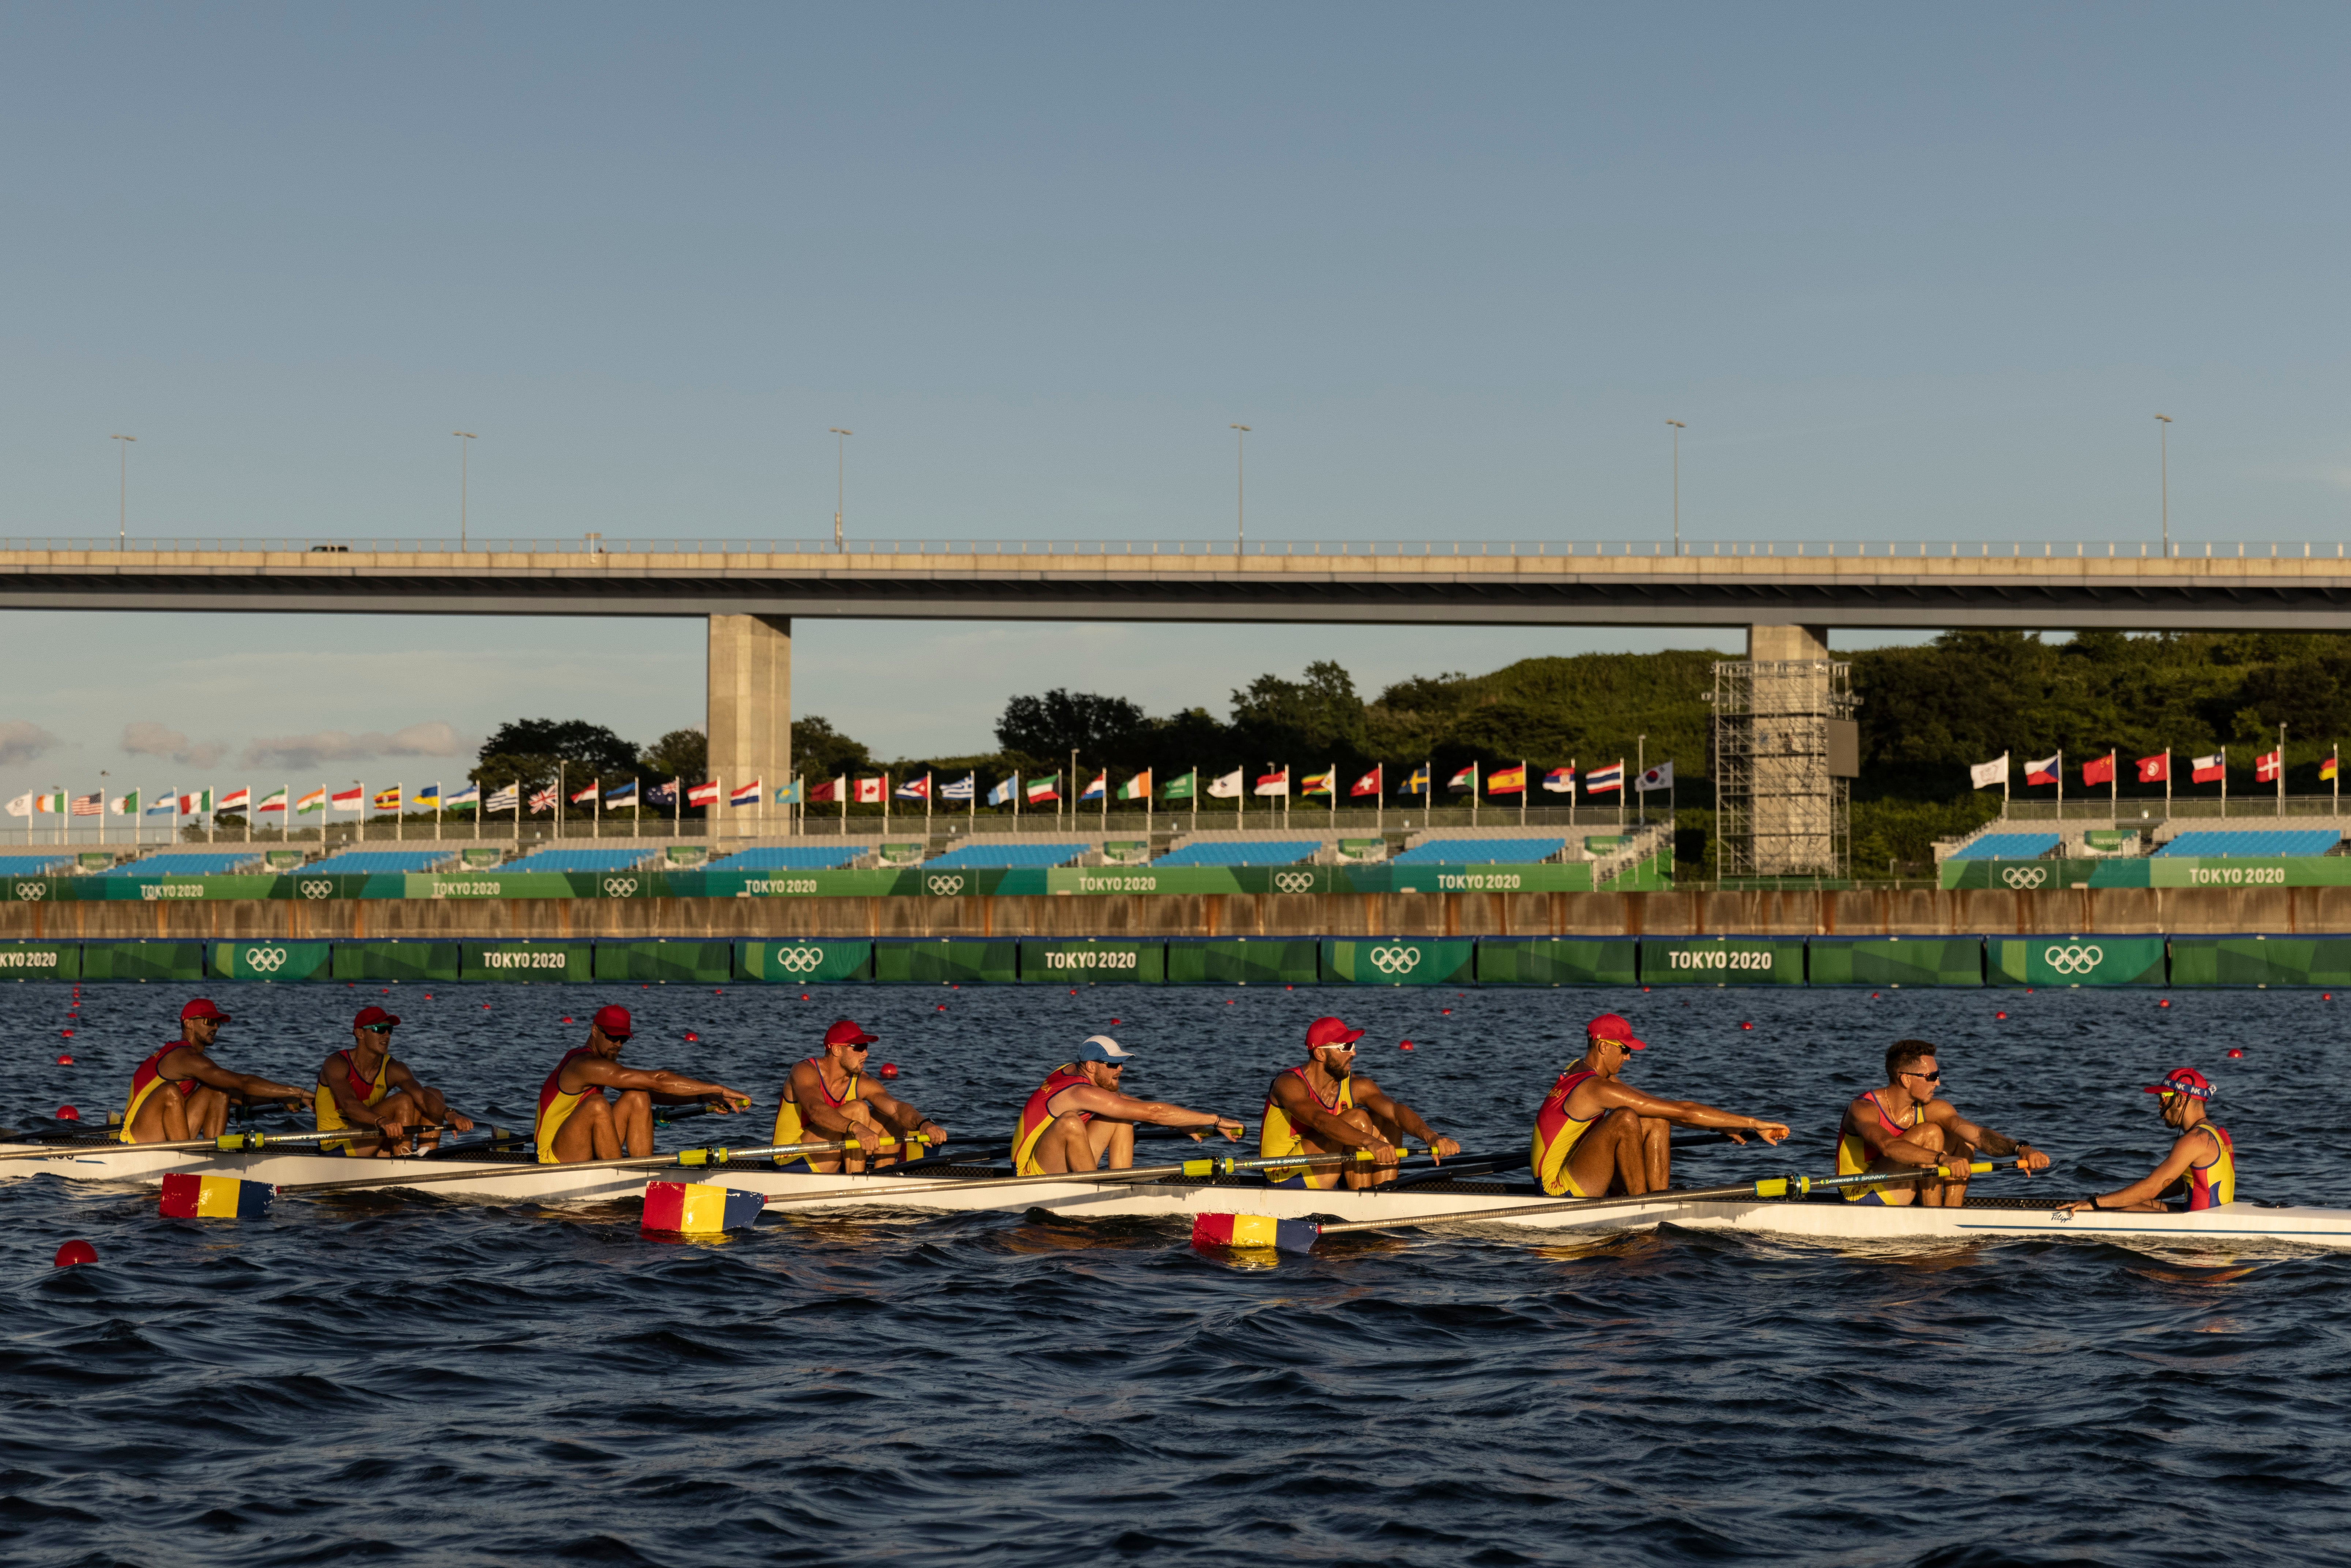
[70, 793, 101, 817]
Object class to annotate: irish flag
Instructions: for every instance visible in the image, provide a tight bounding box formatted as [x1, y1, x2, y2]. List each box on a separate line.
[1117, 770, 1152, 801]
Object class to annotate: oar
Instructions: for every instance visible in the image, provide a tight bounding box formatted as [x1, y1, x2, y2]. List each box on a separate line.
[275, 1136, 866, 1196]
[0, 1125, 462, 1163]
[1192, 1158, 2028, 1253]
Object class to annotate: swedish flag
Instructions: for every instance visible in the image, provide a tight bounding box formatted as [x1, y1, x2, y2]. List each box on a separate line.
[1398, 764, 1430, 795]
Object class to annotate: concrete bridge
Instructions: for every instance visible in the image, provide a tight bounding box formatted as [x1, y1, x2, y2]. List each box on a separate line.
[5, 534, 2346, 800]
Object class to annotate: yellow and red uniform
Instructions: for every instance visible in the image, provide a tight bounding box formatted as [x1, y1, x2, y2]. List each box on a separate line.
[121, 1042, 198, 1144]
[534, 1047, 603, 1164]
[1836, 1090, 1925, 1202]
[2179, 1123, 2236, 1210]
[315, 1048, 393, 1156]
[1012, 1068, 1093, 1176]
[1530, 1068, 1604, 1197]
[1259, 1066, 1354, 1191]
[773, 1057, 899, 1170]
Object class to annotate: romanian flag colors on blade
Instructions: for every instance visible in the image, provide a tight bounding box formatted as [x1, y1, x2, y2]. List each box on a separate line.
[1191, 1213, 1319, 1252]
[641, 1181, 766, 1235]
[159, 1172, 273, 1219]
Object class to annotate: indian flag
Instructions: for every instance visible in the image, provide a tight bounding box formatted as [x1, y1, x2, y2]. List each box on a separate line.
[296, 788, 328, 815]
[1117, 770, 1152, 801]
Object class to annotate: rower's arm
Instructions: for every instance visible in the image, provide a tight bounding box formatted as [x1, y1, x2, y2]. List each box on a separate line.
[860, 1086, 947, 1143]
[571, 1057, 750, 1111]
[1268, 1075, 1384, 1151]
[1590, 1078, 1787, 1142]
[1349, 1078, 1458, 1159]
[783, 1062, 872, 1138]
[2068, 1130, 2207, 1212]
[1059, 1083, 1243, 1139]
[384, 1060, 473, 1133]
[1928, 1103, 2049, 1170]
[182, 1052, 313, 1108]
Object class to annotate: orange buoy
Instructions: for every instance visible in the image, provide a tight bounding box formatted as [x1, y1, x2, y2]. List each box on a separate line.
[2159, 999, 2172, 1008]
[53, 1240, 96, 1267]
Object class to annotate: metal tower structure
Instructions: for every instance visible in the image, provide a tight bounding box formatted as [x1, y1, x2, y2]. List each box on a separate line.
[1710, 658, 1857, 879]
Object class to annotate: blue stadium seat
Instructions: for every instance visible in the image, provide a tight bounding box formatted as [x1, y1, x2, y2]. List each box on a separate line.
[924, 842, 1087, 870]
[1154, 840, 1318, 867]
[302, 850, 463, 876]
[505, 846, 661, 872]
[2154, 829, 2341, 858]
[1945, 833, 2061, 861]
[100, 851, 265, 876]
[0, 855, 72, 877]
[717, 846, 864, 871]
[1392, 837, 1568, 865]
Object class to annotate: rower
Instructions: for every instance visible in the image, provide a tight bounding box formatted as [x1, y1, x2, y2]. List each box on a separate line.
[314, 1004, 475, 1158]
[535, 1004, 752, 1164]
[1012, 1035, 1245, 1175]
[1836, 1038, 2050, 1206]
[1532, 1012, 1791, 1198]
[2057, 1068, 2234, 1215]
[1260, 1016, 1460, 1191]
[120, 997, 314, 1144]
[772, 1019, 947, 1175]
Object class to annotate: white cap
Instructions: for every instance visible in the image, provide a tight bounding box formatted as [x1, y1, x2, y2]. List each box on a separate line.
[1078, 1034, 1134, 1062]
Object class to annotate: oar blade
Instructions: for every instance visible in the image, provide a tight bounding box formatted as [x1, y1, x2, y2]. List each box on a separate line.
[159, 1172, 273, 1220]
[642, 1180, 764, 1236]
[1191, 1212, 1319, 1253]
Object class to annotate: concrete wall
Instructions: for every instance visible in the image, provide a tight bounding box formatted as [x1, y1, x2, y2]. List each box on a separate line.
[11, 886, 2351, 941]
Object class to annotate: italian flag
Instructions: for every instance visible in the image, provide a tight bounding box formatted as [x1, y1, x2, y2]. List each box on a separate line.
[1117, 770, 1152, 801]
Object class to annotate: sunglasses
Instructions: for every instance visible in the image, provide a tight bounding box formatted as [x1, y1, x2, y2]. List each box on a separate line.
[1902, 1069, 1942, 1082]
[840, 1042, 871, 1052]
[360, 1024, 394, 1035]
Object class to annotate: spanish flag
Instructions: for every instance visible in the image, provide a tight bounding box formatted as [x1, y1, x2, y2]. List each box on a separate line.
[1487, 764, 1527, 796]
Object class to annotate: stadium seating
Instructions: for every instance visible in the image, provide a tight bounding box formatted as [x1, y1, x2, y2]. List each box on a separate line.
[504, 846, 661, 873]
[1391, 837, 1568, 865]
[0, 855, 72, 877]
[1154, 840, 1319, 867]
[301, 850, 463, 876]
[2154, 829, 2342, 858]
[923, 842, 1088, 870]
[98, 851, 265, 876]
[1944, 833, 2061, 861]
[716, 846, 865, 871]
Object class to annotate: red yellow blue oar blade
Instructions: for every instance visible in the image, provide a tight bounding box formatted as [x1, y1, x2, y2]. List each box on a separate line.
[642, 1180, 766, 1236]
[159, 1172, 274, 1220]
[1190, 1212, 1321, 1253]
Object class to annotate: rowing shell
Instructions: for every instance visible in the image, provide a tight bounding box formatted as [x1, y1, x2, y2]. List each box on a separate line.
[7, 1138, 2347, 1251]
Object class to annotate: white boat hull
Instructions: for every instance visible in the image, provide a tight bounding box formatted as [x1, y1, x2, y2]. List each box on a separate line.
[7, 1140, 2346, 1251]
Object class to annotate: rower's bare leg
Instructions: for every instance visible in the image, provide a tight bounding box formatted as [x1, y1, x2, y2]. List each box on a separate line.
[361, 1091, 426, 1158]
[186, 1086, 232, 1138]
[1033, 1114, 1093, 1173]
[1330, 1107, 1390, 1190]
[551, 1093, 621, 1162]
[409, 1088, 450, 1150]
[1640, 1116, 1671, 1190]
[1087, 1118, 1133, 1170]
[612, 1089, 655, 1158]
[1563, 1108, 1648, 1197]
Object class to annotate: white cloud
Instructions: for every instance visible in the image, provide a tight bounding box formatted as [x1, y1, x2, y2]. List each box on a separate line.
[0, 721, 61, 768]
[240, 721, 469, 772]
[122, 721, 227, 770]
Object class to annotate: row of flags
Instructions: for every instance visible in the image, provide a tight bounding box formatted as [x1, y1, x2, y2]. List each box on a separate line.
[802, 759, 1674, 807]
[1971, 747, 2339, 791]
[5, 776, 793, 821]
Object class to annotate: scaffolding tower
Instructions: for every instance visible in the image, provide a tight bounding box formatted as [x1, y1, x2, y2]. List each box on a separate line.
[1711, 658, 1857, 879]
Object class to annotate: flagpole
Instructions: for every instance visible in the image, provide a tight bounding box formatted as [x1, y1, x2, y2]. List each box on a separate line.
[2109, 751, 2117, 820]
[2162, 748, 2168, 817]
[1375, 762, 1383, 836]
[1616, 759, 1624, 830]
[2220, 746, 2227, 818]
[1519, 759, 1527, 827]
[2336, 742, 2341, 816]
[2278, 723, 2287, 817]
[557, 762, 565, 845]
[635, 777, 642, 838]
[1470, 760, 1479, 827]
[2055, 749, 2063, 826]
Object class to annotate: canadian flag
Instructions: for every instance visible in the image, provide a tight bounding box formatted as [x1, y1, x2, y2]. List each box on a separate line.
[2256, 750, 2282, 783]
[685, 780, 721, 807]
[854, 776, 886, 804]
[2137, 753, 2169, 783]
[2192, 753, 2225, 783]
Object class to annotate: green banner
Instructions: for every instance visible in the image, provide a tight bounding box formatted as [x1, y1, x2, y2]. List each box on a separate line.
[80, 941, 204, 982]
[0, 942, 77, 979]
[1349, 863, 1597, 894]
[332, 942, 462, 982]
[1165, 939, 1320, 985]
[462, 941, 594, 982]
[2147, 857, 2351, 889]
[734, 940, 876, 983]
[1, 877, 65, 904]
[1318, 938, 1475, 985]
[1476, 938, 1638, 985]
[1807, 938, 1984, 988]
[1640, 937, 1805, 986]
[1987, 936, 2166, 987]
[2167, 936, 2351, 987]
[1018, 940, 1167, 983]
[592, 941, 734, 984]
[208, 940, 332, 982]
[874, 940, 1019, 983]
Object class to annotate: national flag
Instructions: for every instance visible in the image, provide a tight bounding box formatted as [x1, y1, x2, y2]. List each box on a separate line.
[1637, 762, 1674, 793]
[256, 788, 288, 814]
[891, 775, 928, 803]
[1206, 769, 1244, 799]
[1445, 765, 1477, 793]
[570, 782, 601, 805]
[940, 774, 976, 803]
[854, 776, 886, 804]
[1026, 775, 1060, 805]
[809, 777, 843, 805]
[2023, 754, 2060, 787]
[1161, 770, 1195, 801]
[330, 786, 363, 812]
[986, 777, 1014, 807]
[179, 790, 213, 815]
[1969, 756, 2008, 789]
[216, 787, 251, 813]
[1117, 770, 1152, 801]
[528, 785, 558, 813]
[411, 783, 441, 810]
[1487, 765, 1527, 796]
[372, 787, 402, 811]
[146, 793, 178, 816]
[1398, 764, 1430, 795]
[2324, 756, 2340, 782]
[686, 780, 721, 808]
[444, 784, 481, 809]
[111, 790, 139, 816]
[1300, 768, 1335, 797]
[71, 793, 101, 817]
[1585, 763, 1624, 794]
[2256, 750, 2282, 783]
[2192, 753, 2225, 783]
[1255, 768, 1289, 797]
[2082, 754, 2116, 787]
[606, 781, 639, 806]
[5, 794, 31, 818]
[2137, 753, 2170, 783]
[774, 780, 804, 805]
[1079, 773, 1107, 802]
[485, 785, 520, 813]
[647, 782, 678, 808]
[730, 779, 763, 806]
[1350, 767, 1380, 798]
[293, 788, 326, 816]
[1542, 766, 1576, 794]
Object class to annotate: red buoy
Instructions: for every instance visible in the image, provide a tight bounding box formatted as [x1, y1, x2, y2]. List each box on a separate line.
[2159, 999, 2172, 1008]
[1741, 1022, 1754, 1030]
[561, 1016, 574, 1023]
[1441, 1008, 1452, 1015]
[684, 1031, 699, 1042]
[2226, 1048, 2244, 1058]
[60, 1030, 72, 1038]
[1995, 1011, 2009, 1020]
[56, 1054, 71, 1065]
[53, 1240, 96, 1267]
[56, 1105, 79, 1121]
[801, 993, 810, 1001]
[1399, 1041, 1415, 1051]
[880, 1063, 899, 1079]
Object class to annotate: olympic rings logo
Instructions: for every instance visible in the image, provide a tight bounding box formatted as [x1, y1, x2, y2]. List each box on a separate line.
[14, 882, 46, 901]
[299, 879, 334, 900]
[1368, 944, 1421, 975]
[2044, 944, 2103, 975]
[925, 874, 966, 896]
[244, 947, 289, 974]
[2001, 866, 2048, 889]
[1274, 871, 1315, 893]
[772, 945, 827, 975]
[601, 877, 639, 897]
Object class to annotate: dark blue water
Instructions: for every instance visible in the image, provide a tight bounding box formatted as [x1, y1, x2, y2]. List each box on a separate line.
[5, 978, 2348, 1566]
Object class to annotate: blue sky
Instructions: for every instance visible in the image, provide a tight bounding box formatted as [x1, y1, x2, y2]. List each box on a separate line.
[0, 4, 2346, 808]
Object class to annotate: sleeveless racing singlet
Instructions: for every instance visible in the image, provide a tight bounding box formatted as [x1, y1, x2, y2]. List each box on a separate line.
[772, 1058, 898, 1170]
[120, 1042, 199, 1144]
[2181, 1121, 2236, 1210]
[1836, 1090, 1924, 1202]
[1530, 1068, 1605, 1197]
[1012, 1068, 1094, 1176]
[315, 1049, 394, 1156]
[1260, 1066, 1355, 1191]
[535, 1048, 603, 1164]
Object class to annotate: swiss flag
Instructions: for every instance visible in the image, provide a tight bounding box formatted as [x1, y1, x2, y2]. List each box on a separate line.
[2137, 753, 2169, 783]
[2082, 753, 2116, 787]
[2256, 750, 2282, 783]
[1349, 767, 1381, 798]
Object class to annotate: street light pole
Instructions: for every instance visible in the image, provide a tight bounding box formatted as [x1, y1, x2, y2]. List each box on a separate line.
[1229, 424, 1250, 556]
[830, 428, 853, 551]
[453, 432, 477, 548]
[111, 435, 136, 546]
[1665, 421, 1685, 556]
[2154, 414, 2172, 557]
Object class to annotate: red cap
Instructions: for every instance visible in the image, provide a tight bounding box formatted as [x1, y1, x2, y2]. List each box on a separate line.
[1305, 1016, 1366, 1050]
[180, 997, 232, 1023]
[1587, 1012, 1647, 1051]
[825, 1019, 878, 1048]
[353, 1005, 399, 1030]
[2144, 1067, 2213, 1101]
[591, 1004, 633, 1039]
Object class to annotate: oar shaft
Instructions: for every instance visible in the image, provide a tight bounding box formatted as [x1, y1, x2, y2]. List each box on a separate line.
[763, 1147, 1379, 1207]
[277, 1138, 855, 1195]
[0, 1125, 463, 1162]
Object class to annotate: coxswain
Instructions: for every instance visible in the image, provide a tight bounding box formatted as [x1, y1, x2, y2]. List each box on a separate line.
[1011, 1035, 1245, 1175]
[2056, 1068, 2234, 1215]
[314, 1005, 475, 1157]
[535, 1004, 751, 1164]
[1836, 1038, 2050, 1206]
[1532, 1012, 1791, 1198]
[1260, 1016, 1460, 1190]
[120, 997, 314, 1144]
[772, 1019, 947, 1175]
